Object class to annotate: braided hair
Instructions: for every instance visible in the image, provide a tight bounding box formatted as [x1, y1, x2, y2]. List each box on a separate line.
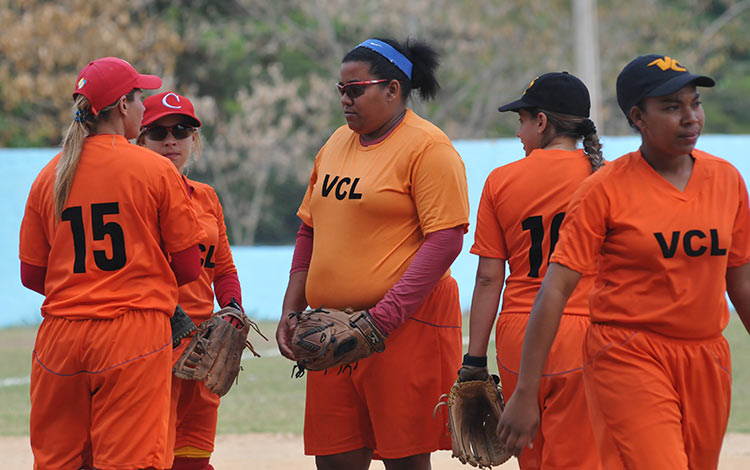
[531, 108, 604, 172]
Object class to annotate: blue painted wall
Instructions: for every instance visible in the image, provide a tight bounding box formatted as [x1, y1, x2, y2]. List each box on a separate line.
[3, 135, 748, 327]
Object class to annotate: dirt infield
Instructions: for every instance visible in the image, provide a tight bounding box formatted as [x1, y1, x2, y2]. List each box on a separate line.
[3, 432, 749, 469]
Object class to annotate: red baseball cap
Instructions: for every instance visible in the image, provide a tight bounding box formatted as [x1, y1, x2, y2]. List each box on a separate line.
[73, 57, 162, 115]
[141, 91, 202, 128]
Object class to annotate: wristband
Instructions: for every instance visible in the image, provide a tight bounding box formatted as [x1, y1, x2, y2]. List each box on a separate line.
[224, 297, 244, 313]
[462, 353, 487, 368]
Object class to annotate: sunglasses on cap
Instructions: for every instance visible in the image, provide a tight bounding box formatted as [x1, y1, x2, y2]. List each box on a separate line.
[143, 124, 195, 141]
[336, 79, 388, 99]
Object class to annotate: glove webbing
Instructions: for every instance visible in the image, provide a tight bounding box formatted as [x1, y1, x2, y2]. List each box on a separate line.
[171, 305, 197, 348]
[218, 308, 267, 358]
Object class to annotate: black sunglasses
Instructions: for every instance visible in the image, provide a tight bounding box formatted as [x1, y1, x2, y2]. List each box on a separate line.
[144, 124, 195, 141]
[336, 79, 389, 99]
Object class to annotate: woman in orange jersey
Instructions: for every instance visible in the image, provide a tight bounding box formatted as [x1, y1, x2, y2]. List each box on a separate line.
[19, 58, 205, 470]
[498, 54, 750, 469]
[275, 38, 470, 470]
[463, 72, 603, 469]
[139, 91, 243, 470]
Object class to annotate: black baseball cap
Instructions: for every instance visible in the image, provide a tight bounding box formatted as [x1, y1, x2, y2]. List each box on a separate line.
[616, 54, 715, 117]
[498, 71, 590, 117]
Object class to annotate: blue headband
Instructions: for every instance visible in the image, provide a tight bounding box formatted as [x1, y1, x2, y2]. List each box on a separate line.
[356, 39, 413, 79]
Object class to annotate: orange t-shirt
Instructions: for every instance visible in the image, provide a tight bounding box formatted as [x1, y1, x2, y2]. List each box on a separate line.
[177, 177, 237, 321]
[19, 134, 205, 320]
[298, 109, 470, 310]
[471, 148, 597, 316]
[551, 149, 750, 339]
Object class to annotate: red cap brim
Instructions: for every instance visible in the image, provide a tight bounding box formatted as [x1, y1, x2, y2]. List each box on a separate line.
[134, 74, 162, 90]
[141, 110, 201, 128]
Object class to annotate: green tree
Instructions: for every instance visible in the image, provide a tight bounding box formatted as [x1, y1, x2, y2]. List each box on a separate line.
[3, 0, 749, 244]
[0, 0, 181, 146]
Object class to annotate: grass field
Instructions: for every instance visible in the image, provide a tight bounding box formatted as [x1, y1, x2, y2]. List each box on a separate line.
[1, 316, 748, 436]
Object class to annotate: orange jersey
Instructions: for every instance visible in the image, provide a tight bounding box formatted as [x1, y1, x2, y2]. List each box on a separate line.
[19, 134, 205, 319]
[177, 177, 237, 321]
[551, 149, 750, 339]
[298, 109, 470, 310]
[471, 148, 597, 315]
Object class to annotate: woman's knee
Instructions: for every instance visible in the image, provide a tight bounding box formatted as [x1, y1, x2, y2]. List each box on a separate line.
[315, 447, 372, 470]
[383, 452, 431, 470]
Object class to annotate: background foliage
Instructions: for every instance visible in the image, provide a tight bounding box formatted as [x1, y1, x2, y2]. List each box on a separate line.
[2, 0, 749, 244]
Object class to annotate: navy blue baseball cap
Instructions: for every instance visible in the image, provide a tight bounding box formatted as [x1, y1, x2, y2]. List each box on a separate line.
[616, 54, 715, 117]
[498, 72, 590, 117]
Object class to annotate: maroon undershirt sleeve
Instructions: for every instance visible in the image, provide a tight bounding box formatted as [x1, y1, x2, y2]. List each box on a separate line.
[214, 271, 242, 308]
[170, 244, 202, 286]
[369, 225, 464, 335]
[290, 222, 313, 274]
[20, 261, 46, 295]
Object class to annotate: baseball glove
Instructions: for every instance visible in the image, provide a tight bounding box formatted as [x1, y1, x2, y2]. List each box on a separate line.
[173, 304, 266, 396]
[289, 307, 386, 374]
[170, 304, 197, 348]
[435, 374, 511, 468]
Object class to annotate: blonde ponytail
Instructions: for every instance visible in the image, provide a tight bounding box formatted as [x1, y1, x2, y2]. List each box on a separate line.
[55, 96, 95, 219]
[54, 90, 137, 219]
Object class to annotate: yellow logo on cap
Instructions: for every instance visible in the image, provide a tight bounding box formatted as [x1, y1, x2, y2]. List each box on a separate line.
[77, 78, 86, 89]
[523, 76, 539, 96]
[648, 57, 686, 72]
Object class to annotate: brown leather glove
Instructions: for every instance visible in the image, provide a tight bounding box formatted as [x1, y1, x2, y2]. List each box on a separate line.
[436, 354, 511, 468]
[289, 307, 386, 373]
[173, 305, 265, 396]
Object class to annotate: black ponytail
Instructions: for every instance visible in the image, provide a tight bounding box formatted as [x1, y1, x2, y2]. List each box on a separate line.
[343, 37, 440, 101]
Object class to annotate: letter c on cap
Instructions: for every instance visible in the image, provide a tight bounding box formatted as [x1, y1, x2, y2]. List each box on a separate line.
[162, 92, 182, 109]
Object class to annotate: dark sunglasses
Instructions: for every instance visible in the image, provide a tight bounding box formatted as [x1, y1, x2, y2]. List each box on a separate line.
[336, 79, 388, 99]
[143, 124, 195, 141]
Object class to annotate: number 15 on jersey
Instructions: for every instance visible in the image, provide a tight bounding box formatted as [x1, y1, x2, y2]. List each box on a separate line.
[61, 202, 127, 273]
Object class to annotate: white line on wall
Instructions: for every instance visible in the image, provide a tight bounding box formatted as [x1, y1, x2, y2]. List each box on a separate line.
[0, 376, 30, 388]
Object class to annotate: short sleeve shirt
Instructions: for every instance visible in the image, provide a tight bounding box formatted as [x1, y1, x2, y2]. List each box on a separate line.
[471, 148, 598, 316]
[298, 109, 470, 310]
[550, 149, 750, 339]
[19, 135, 205, 319]
[177, 177, 237, 321]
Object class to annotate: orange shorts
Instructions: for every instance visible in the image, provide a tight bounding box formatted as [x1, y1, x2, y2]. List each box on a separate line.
[496, 313, 601, 470]
[303, 276, 462, 459]
[583, 323, 731, 470]
[30, 310, 172, 470]
[168, 336, 221, 455]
